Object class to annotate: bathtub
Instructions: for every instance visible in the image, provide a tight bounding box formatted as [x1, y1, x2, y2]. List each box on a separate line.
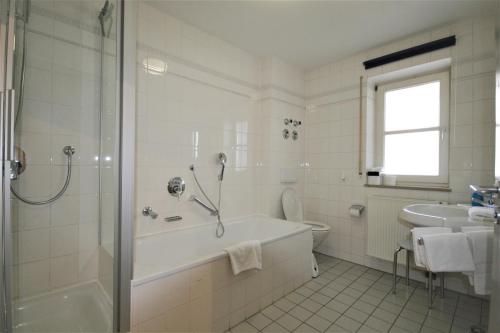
[131, 215, 313, 332]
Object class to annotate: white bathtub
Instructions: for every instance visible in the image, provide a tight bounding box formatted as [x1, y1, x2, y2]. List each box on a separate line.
[131, 215, 313, 332]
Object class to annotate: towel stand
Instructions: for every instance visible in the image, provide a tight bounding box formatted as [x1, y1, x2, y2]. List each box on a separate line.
[393, 237, 445, 308]
[417, 237, 445, 308]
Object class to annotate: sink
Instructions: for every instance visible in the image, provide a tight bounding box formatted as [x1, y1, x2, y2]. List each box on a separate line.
[399, 204, 492, 229]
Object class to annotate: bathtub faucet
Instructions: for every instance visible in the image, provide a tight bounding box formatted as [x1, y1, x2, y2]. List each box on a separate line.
[190, 195, 218, 216]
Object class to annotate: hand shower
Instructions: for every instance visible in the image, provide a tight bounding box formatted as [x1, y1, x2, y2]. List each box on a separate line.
[218, 152, 227, 181]
[190, 152, 227, 238]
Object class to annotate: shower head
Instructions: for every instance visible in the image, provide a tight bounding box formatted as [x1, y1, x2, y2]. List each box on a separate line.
[98, 0, 114, 37]
[218, 153, 227, 166]
[218, 153, 227, 181]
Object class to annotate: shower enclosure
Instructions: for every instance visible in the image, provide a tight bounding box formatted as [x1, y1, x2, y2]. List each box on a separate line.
[0, 0, 132, 332]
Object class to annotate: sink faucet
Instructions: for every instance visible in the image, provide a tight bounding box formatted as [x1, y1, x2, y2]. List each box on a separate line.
[470, 184, 499, 210]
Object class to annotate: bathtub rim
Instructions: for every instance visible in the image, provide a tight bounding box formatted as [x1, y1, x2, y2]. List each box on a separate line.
[132, 215, 312, 287]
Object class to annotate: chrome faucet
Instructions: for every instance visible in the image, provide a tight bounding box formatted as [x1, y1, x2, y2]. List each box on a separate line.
[470, 185, 499, 206]
[142, 206, 158, 219]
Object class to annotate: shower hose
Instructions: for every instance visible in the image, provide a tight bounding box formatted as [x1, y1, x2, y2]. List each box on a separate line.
[11, 146, 75, 205]
[191, 166, 225, 238]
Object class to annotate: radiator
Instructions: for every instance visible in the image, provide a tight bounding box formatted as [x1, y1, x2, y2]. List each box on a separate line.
[367, 195, 434, 262]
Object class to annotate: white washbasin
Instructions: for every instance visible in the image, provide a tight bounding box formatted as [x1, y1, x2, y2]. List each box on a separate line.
[399, 204, 492, 229]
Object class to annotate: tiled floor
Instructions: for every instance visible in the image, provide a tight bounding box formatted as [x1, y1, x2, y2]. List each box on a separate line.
[230, 254, 489, 333]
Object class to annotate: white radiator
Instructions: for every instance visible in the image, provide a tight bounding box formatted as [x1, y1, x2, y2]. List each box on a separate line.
[367, 195, 433, 262]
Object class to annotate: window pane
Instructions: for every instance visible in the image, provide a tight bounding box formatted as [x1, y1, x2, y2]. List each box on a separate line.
[385, 81, 440, 131]
[384, 131, 440, 176]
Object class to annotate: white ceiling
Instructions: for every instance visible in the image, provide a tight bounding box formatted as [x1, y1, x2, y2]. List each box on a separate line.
[146, 0, 498, 69]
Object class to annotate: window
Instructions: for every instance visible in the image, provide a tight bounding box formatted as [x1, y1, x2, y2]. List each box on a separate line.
[376, 71, 449, 185]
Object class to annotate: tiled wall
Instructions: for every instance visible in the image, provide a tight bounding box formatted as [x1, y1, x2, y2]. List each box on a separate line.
[135, 4, 306, 237]
[303, 17, 496, 292]
[131, 230, 312, 332]
[11, 3, 108, 298]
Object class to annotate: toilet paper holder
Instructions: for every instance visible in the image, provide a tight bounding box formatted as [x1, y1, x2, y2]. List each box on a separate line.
[349, 204, 365, 217]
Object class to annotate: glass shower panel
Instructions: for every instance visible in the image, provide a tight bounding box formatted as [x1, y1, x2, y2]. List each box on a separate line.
[6, 0, 120, 332]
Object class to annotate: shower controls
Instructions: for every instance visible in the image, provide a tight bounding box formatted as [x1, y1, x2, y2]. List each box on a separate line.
[11, 146, 26, 180]
[142, 206, 158, 219]
[282, 129, 290, 139]
[283, 118, 302, 127]
[167, 177, 185, 199]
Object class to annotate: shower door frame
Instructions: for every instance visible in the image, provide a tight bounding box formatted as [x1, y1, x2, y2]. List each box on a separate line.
[115, 0, 135, 331]
[0, 0, 16, 331]
[0, 0, 135, 332]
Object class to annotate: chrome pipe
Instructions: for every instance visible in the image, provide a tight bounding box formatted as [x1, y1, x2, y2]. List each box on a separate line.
[190, 195, 218, 216]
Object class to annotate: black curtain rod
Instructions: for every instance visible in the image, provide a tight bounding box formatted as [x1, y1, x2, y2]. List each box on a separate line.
[363, 35, 456, 70]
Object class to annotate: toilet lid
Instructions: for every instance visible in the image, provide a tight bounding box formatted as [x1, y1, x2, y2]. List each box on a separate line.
[282, 188, 303, 222]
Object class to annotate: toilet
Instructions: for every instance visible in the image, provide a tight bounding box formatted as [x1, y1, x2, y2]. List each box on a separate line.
[281, 188, 330, 277]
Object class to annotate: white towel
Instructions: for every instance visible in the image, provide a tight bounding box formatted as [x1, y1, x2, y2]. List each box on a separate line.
[421, 232, 475, 273]
[224, 240, 262, 275]
[463, 230, 494, 295]
[468, 216, 496, 224]
[411, 227, 452, 268]
[461, 226, 494, 232]
[468, 207, 496, 220]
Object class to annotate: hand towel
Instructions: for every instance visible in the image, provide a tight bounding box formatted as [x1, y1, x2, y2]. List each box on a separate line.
[468, 216, 496, 224]
[224, 240, 262, 275]
[411, 227, 452, 268]
[463, 230, 494, 295]
[461, 226, 494, 232]
[421, 232, 475, 272]
[468, 207, 496, 220]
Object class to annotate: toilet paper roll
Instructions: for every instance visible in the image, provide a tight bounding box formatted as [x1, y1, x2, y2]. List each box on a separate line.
[349, 208, 361, 217]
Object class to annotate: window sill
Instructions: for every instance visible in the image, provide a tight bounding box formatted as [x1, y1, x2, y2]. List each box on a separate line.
[364, 184, 451, 192]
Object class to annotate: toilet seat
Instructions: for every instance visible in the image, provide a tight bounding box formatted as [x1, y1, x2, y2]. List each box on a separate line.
[281, 188, 331, 232]
[303, 221, 330, 232]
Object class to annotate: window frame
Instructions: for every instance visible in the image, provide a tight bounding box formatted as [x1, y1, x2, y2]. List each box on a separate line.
[375, 70, 450, 185]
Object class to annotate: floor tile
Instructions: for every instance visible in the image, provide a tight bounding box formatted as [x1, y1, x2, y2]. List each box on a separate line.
[423, 316, 452, 332]
[227, 255, 490, 333]
[301, 299, 323, 312]
[325, 323, 348, 332]
[294, 323, 320, 333]
[289, 305, 313, 322]
[232, 321, 258, 333]
[261, 322, 289, 333]
[364, 316, 392, 332]
[261, 305, 285, 321]
[247, 313, 272, 331]
[334, 315, 362, 332]
[379, 300, 404, 315]
[352, 300, 376, 314]
[316, 307, 341, 322]
[305, 314, 331, 332]
[393, 316, 421, 333]
[311, 292, 332, 305]
[319, 287, 340, 298]
[344, 307, 369, 323]
[372, 308, 398, 324]
[325, 299, 350, 314]
[286, 292, 306, 304]
[276, 314, 301, 331]
[275, 298, 296, 312]
[335, 293, 357, 306]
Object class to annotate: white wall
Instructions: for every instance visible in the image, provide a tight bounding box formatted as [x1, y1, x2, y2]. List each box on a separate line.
[304, 17, 496, 293]
[135, 4, 306, 238]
